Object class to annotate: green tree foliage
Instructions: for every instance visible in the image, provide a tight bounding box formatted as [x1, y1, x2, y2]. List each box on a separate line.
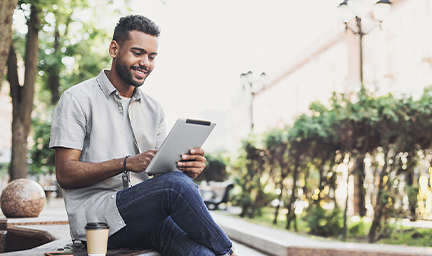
[230, 86, 432, 242]
[261, 128, 291, 224]
[6, 0, 130, 179]
[231, 135, 274, 218]
[29, 115, 55, 176]
[36, 0, 113, 106]
[195, 151, 228, 182]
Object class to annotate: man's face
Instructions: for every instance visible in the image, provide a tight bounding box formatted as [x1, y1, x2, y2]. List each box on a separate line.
[115, 30, 158, 87]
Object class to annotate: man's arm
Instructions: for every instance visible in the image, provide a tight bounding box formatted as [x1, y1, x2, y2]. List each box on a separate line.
[55, 147, 157, 189]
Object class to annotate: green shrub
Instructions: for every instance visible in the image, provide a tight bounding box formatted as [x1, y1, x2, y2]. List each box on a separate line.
[349, 218, 366, 237]
[29, 117, 55, 176]
[302, 204, 342, 237]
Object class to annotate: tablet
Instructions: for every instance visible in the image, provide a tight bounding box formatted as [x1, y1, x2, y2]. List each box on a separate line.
[145, 118, 216, 175]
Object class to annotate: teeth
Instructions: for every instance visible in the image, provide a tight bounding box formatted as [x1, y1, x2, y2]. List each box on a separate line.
[134, 69, 148, 74]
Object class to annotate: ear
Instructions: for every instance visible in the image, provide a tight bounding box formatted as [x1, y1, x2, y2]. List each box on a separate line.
[109, 40, 119, 58]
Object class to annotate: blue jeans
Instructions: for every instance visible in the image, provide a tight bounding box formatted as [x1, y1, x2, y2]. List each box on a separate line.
[108, 171, 233, 256]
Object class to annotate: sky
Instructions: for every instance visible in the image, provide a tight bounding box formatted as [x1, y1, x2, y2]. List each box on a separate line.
[123, 0, 343, 128]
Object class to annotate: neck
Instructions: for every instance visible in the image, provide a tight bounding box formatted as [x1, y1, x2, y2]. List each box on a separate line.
[105, 69, 135, 98]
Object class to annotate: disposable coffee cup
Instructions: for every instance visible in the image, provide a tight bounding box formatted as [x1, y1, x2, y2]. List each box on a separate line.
[85, 222, 109, 256]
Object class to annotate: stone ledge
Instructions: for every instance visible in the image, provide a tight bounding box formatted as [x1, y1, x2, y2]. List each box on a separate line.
[0, 224, 162, 256]
[287, 246, 432, 256]
[0, 217, 68, 230]
[0, 238, 161, 256]
[216, 217, 432, 256]
[220, 222, 289, 256]
[5, 226, 58, 252]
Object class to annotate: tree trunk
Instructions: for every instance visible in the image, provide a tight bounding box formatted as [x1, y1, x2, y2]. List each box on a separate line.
[302, 167, 309, 201]
[353, 156, 367, 217]
[315, 159, 325, 204]
[273, 177, 285, 224]
[0, 0, 18, 87]
[342, 174, 350, 241]
[8, 4, 40, 181]
[368, 148, 389, 243]
[406, 172, 417, 221]
[48, 26, 60, 104]
[328, 155, 338, 209]
[286, 158, 299, 230]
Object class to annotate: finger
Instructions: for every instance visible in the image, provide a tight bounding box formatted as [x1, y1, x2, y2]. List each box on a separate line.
[180, 154, 206, 162]
[189, 148, 204, 156]
[146, 149, 158, 156]
[177, 160, 206, 168]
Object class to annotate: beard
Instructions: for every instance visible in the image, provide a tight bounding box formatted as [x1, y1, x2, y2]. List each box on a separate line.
[115, 57, 147, 88]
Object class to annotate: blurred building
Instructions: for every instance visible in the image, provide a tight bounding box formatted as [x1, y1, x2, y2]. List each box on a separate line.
[201, 110, 229, 153]
[226, 85, 253, 152]
[253, 0, 432, 134]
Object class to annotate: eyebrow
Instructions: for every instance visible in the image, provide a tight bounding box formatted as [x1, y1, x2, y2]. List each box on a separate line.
[131, 47, 157, 55]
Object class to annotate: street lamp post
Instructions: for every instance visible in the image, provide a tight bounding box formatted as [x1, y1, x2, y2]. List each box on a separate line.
[240, 71, 267, 132]
[338, 0, 391, 90]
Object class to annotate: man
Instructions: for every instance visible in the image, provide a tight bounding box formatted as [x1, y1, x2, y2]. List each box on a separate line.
[50, 14, 237, 256]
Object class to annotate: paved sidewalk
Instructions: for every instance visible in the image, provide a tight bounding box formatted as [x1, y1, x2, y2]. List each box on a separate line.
[6, 198, 432, 256]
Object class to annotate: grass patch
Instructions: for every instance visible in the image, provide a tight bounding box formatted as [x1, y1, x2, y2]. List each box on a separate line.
[377, 225, 432, 247]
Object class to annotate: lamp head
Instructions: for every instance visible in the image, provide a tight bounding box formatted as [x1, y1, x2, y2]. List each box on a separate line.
[240, 71, 254, 89]
[259, 72, 267, 86]
[338, 0, 354, 23]
[373, 0, 392, 22]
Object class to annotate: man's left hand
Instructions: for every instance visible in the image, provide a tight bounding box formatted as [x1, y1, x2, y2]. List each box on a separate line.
[177, 148, 206, 179]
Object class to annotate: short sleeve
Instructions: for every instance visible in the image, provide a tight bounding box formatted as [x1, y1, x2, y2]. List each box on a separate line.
[155, 105, 166, 149]
[49, 91, 87, 150]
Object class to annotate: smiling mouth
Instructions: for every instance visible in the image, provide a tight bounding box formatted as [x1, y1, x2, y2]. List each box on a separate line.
[131, 67, 149, 78]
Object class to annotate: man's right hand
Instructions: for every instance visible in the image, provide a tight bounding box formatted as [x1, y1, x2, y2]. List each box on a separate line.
[126, 150, 157, 173]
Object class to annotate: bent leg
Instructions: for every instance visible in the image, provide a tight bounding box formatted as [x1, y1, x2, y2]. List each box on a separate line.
[146, 216, 215, 256]
[108, 171, 232, 255]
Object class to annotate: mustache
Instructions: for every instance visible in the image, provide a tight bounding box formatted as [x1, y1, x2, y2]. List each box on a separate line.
[131, 65, 149, 72]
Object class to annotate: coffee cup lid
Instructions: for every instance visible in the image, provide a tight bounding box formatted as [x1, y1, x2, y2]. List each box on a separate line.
[85, 222, 109, 230]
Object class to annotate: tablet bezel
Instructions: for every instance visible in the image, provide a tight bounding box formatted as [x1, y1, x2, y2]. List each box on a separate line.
[144, 118, 216, 175]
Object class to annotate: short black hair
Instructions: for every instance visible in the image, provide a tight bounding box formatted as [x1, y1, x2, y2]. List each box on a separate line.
[113, 15, 160, 46]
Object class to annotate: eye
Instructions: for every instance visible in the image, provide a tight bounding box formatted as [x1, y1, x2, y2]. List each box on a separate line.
[149, 55, 157, 60]
[133, 51, 141, 56]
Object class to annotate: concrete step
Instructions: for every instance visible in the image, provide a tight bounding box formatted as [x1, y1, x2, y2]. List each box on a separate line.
[212, 211, 432, 256]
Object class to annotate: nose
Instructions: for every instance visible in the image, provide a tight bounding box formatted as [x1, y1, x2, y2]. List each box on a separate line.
[139, 56, 150, 69]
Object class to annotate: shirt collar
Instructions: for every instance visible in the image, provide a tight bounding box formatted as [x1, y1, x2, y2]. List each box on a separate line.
[96, 69, 142, 101]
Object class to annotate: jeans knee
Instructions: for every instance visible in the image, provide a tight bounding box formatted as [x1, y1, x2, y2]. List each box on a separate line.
[159, 172, 198, 193]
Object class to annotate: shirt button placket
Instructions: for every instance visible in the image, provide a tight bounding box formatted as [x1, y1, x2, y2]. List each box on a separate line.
[115, 91, 123, 112]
